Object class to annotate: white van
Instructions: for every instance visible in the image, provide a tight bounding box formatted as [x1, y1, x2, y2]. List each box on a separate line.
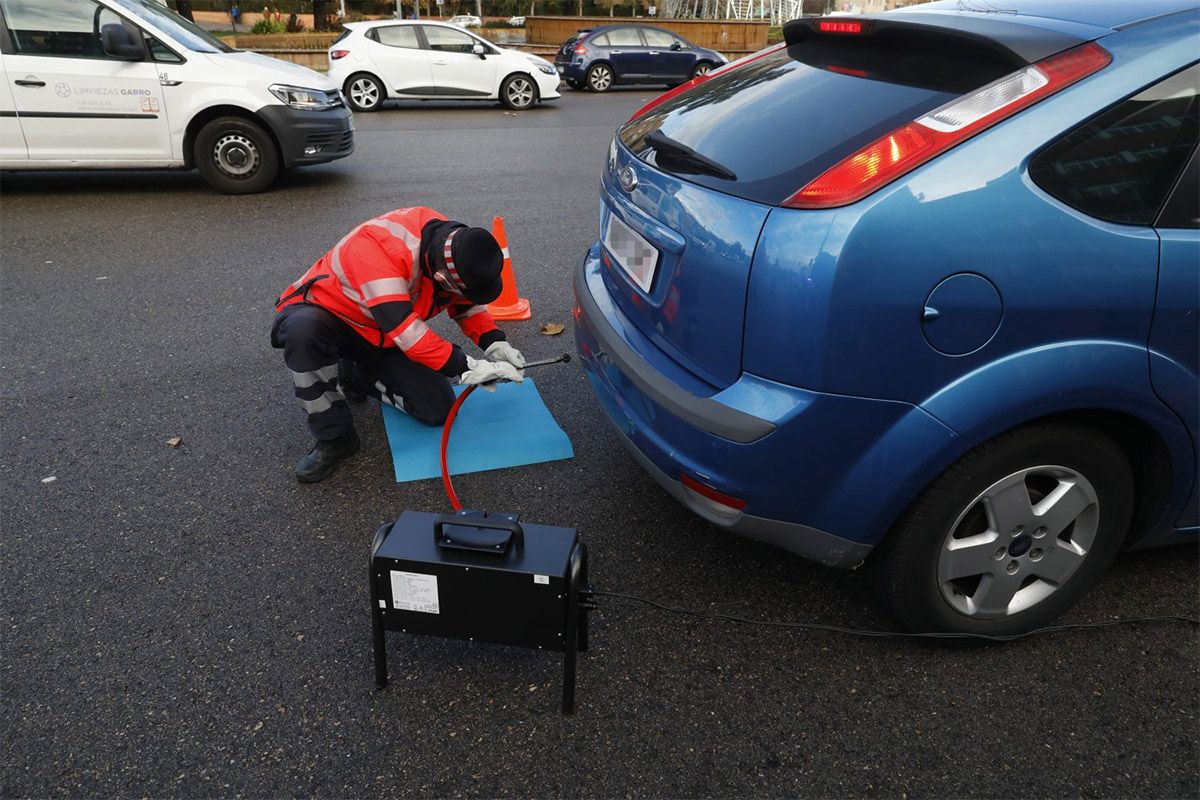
[0, 0, 354, 193]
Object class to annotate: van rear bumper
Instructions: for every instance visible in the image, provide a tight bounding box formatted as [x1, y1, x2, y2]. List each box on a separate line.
[258, 104, 355, 167]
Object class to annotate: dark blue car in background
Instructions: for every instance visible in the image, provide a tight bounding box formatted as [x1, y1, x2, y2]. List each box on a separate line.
[554, 24, 726, 92]
[574, 0, 1199, 636]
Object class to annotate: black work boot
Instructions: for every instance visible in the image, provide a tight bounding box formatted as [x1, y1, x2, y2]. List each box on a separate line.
[295, 432, 361, 483]
[339, 358, 367, 403]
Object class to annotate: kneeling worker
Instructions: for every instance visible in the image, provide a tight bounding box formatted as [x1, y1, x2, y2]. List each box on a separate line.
[271, 207, 526, 482]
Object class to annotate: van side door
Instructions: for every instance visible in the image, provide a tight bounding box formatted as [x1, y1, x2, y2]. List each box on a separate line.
[0, 53, 28, 160]
[0, 0, 172, 162]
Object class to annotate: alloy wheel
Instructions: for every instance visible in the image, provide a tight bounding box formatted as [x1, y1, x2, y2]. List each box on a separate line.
[349, 78, 380, 109]
[506, 76, 535, 109]
[936, 465, 1100, 619]
[589, 65, 612, 91]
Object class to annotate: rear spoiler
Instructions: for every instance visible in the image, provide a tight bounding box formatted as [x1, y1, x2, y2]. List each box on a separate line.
[783, 13, 1089, 66]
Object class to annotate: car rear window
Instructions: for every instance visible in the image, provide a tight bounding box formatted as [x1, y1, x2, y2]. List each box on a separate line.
[619, 29, 1025, 206]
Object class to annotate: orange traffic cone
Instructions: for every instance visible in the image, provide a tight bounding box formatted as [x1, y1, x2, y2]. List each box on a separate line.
[487, 216, 532, 321]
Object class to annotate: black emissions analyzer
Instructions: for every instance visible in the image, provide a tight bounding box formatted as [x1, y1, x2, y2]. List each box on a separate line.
[370, 509, 590, 714]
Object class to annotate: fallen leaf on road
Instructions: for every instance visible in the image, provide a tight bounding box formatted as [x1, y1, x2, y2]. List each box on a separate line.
[540, 322, 565, 336]
[166, 436, 183, 447]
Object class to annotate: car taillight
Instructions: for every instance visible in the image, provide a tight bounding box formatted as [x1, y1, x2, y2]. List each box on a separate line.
[784, 42, 1111, 209]
[680, 473, 747, 516]
[574, 43, 587, 56]
[627, 42, 786, 122]
[330, 49, 350, 60]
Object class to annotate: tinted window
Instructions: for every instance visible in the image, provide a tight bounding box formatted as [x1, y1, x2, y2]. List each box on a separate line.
[375, 25, 420, 49]
[641, 28, 676, 48]
[619, 31, 1017, 205]
[606, 28, 642, 47]
[1, 0, 127, 59]
[1030, 65, 1199, 226]
[423, 25, 475, 54]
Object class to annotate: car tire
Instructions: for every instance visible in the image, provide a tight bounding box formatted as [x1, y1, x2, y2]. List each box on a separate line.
[344, 73, 385, 112]
[691, 61, 715, 79]
[500, 73, 538, 110]
[586, 63, 614, 92]
[567, 78, 583, 90]
[872, 423, 1133, 637]
[193, 116, 280, 195]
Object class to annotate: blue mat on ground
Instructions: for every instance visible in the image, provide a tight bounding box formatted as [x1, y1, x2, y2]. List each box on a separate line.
[381, 378, 574, 483]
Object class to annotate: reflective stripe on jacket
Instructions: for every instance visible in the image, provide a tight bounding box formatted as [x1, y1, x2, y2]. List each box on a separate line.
[275, 207, 503, 375]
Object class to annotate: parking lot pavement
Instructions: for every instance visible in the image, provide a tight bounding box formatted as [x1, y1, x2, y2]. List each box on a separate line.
[1, 89, 1197, 798]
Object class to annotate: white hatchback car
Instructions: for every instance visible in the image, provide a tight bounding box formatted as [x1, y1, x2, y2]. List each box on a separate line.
[329, 21, 560, 111]
[445, 14, 482, 28]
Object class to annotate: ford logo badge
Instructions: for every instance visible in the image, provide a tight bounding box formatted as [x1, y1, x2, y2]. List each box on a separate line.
[618, 165, 638, 193]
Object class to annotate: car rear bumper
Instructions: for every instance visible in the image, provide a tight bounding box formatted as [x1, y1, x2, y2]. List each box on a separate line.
[257, 104, 355, 167]
[573, 243, 915, 569]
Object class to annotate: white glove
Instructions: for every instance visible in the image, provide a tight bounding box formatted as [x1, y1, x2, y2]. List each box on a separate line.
[460, 356, 524, 392]
[484, 340, 526, 369]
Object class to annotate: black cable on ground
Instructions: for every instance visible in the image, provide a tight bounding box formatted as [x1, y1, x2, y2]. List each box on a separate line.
[589, 589, 1200, 643]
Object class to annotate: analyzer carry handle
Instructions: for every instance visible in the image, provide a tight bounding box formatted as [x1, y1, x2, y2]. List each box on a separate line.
[433, 514, 525, 555]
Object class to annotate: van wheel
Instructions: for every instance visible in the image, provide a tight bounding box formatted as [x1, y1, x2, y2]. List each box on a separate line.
[872, 423, 1133, 637]
[500, 73, 538, 110]
[194, 116, 280, 195]
[345, 73, 385, 112]
[586, 63, 613, 92]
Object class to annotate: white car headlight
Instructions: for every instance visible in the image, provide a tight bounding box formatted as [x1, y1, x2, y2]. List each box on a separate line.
[269, 84, 343, 111]
[526, 56, 557, 75]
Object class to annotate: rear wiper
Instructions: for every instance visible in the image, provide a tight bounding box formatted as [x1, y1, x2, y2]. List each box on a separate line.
[645, 130, 738, 182]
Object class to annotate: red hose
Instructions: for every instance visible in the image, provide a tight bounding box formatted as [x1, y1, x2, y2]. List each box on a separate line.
[440, 384, 477, 511]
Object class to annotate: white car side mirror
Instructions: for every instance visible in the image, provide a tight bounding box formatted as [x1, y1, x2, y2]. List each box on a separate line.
[472, 43, 487, 58]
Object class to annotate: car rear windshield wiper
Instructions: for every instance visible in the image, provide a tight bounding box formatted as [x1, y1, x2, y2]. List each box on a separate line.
[645, 130, 738, 182]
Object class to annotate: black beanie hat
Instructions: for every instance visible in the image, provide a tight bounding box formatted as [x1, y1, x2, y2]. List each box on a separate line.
[441, 226, 504, 305]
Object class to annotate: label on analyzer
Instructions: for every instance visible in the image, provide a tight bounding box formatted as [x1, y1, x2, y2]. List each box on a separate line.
[390, 570, 440, 615]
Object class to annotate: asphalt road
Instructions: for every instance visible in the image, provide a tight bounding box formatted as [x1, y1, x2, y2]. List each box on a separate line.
[2, 89, 1197, 799]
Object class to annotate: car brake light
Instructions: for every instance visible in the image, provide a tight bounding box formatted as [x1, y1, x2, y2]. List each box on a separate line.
[627, 42, 786, 122]
[784, 42, 1111, 209]
[818, 20, 864, 34]
[330, 49, 350, 60]
[574, 43, 587, 55]
[680, 473, 747, 516]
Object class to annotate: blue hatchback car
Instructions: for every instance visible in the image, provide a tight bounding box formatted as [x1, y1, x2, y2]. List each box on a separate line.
[574, 0, 1199, 635]
[553, 24, 726, 92]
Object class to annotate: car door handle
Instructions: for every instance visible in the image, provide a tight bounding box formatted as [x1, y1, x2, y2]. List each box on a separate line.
[14, 78, 45, 87]
[648, 51, 660, 55]
[432, 59, 447, 65]
[610, 50, 623, 54]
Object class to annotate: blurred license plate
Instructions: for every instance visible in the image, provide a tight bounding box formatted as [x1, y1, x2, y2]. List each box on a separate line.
[603, 211, 659, 293]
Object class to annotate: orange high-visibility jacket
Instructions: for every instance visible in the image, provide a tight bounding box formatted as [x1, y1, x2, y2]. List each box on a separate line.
[275, 207, 504, 376]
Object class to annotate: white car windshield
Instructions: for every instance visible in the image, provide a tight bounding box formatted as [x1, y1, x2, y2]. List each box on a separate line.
[108, 0, 234, 53]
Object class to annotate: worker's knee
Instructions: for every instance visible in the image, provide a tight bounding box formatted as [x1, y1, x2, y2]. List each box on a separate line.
[410, 397, 452, 427]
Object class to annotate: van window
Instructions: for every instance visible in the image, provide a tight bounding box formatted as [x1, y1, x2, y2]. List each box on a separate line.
[107, 0, 233, 53]
[147, 35, 183, 63]
[1, 0, 127, 59]
[1030, 65, 1199, 226]
[374, 25, 420, 50]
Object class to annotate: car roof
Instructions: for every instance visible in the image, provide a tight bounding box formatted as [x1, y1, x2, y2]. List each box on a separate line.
[345, 20, 464, 29]
[899, 0, 1198, 35]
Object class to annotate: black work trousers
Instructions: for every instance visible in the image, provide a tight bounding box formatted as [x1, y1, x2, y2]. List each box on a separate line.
[271, 304, 455, 441]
